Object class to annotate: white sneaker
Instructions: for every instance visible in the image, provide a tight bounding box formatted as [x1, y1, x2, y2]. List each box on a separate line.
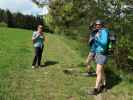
[32, 66, 36, 69]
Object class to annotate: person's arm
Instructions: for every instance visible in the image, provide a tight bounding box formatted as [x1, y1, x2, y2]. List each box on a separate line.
[32, 32, 40, 43]
[89, 30, 97, 46]
[95, 29, 108, 47]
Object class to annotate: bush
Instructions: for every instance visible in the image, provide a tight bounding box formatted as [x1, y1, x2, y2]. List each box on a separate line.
[0, 22, 7, 27]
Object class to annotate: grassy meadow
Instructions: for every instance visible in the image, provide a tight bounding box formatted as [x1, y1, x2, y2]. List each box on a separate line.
[0, 27, 133, 100]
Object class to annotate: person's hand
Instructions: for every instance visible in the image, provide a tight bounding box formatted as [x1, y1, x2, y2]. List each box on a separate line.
[89, 36, 95, 42]
[95, 32, 99, 38]
[36, 33, 40, 37]
[84, 59, 89, 66]
[32, 39, 35, 44]
[40, 32, 44, 35]
[37, 31, 43, 36]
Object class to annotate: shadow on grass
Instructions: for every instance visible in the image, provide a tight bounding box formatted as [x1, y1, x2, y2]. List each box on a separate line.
[78, 62, 122, 89]
[79, 62, 122, 89]
[41, 61, 59, 67]
[105, 68, 122, 89]
[77, 62, 85, 67]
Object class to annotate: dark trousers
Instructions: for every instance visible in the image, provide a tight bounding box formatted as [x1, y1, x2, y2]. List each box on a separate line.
[32, 46, 44, 66]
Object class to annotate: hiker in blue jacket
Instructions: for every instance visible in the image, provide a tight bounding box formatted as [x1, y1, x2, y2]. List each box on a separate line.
[88, 20, 109, 95]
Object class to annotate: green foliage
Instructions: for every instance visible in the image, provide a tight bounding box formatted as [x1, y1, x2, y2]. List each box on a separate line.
[0, 8, 44, 30]
[45, 0, 105, 37]
[0, 22, 7, 27]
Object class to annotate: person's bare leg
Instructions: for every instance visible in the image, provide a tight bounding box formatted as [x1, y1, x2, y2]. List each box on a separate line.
[95, 64, 104, 90]
[88, 64, 104, 95]
[102, 69, 106, 86]
[99, 67, 106, 89]
[85, 53, 93, 72]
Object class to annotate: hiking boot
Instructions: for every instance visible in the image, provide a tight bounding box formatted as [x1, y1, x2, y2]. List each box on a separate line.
[32, 66, 36, 69]
[100, 85, 107, 92]
[32, 65, 39, 69]
[88, 88, 100, 95]
[89, 72, 96, 76]
[82, 71, 96, 77]
[38, 65, 41, 68]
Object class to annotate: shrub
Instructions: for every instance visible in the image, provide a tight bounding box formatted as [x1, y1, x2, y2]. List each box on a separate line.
[0, 22, 7, 27]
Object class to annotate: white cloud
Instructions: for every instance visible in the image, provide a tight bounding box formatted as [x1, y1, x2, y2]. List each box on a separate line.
[0, 0, 48, 15]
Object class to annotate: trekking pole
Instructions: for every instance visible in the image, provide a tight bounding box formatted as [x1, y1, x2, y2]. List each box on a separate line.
[42, 36, 48, 65]
[42, 46, 47, 65]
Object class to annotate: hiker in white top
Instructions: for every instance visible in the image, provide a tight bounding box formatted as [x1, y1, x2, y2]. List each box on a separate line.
[32, 25, 45, 68]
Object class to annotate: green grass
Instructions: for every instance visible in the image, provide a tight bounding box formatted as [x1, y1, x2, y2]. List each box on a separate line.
[0, 22, 7, 27]
[0, 27, 133, 100]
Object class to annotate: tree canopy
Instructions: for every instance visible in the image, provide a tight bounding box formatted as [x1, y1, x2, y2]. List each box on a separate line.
[30, 0, 133, 70]
[0, 8, 44, 30]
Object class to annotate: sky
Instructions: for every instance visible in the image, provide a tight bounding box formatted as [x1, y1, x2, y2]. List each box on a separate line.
[0, 0, 48, 15]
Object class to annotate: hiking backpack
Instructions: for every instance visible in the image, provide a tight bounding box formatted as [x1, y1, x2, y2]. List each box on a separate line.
[107, 31, 116, 55]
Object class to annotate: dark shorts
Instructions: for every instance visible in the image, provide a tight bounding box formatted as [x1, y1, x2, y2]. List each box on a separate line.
[95, 54, 108, 65]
